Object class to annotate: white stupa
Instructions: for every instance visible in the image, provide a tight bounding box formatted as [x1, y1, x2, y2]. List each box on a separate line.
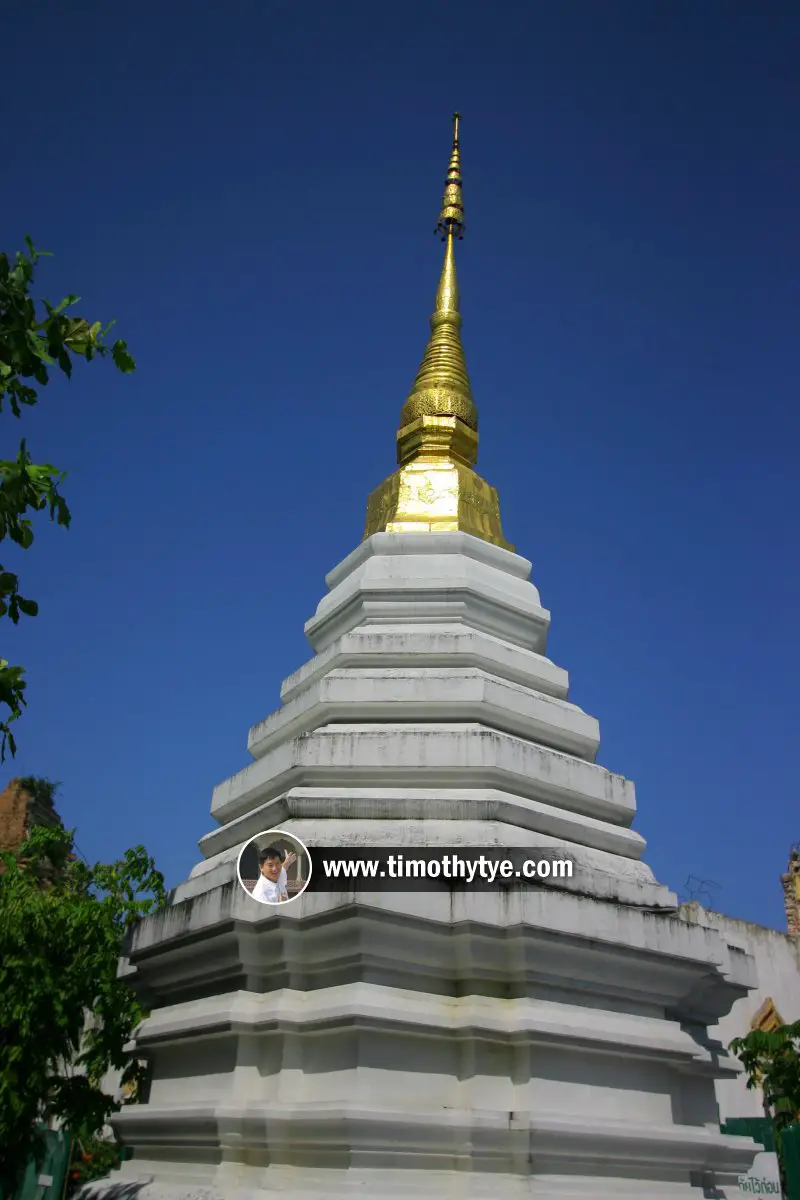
[102, 114, 760, 1199]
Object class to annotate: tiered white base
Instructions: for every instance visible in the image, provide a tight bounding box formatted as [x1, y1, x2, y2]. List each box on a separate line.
[92, 535, 760, 1197]
[102, 884, 757, 1199]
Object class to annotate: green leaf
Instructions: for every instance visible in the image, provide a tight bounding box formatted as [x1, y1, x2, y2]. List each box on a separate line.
[17, 597, 38, 617]
[24, 235, 52, 261]
[53, 294, 79, 315]
[111, 340, 136, 373]
[53, 495, 71, 528]
[0, 723, 18, 759]
[16, 524, 34, 550]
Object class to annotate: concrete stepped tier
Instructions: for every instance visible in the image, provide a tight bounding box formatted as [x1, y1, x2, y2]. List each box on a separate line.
[96, 534, 759, 1198]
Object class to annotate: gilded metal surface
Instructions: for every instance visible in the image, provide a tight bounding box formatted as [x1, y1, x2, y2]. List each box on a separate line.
[437, 112, 464, 237]
[401, 111, 476, 441]
[750, 997, 785, 1033]
[364, 459, 514, 552]
[363, 113, 513, 552]
[398, 231, 478, 437]
[396, 415, 478, 468]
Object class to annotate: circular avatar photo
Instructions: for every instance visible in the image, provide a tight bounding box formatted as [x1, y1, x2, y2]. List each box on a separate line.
[237, 829, 312, 905]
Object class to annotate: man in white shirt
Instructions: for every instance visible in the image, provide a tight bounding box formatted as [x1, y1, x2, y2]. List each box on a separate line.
[251, 847, 289, 904]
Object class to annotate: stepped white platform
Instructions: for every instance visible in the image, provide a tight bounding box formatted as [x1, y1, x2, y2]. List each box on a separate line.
[99, 533, 759, 1199]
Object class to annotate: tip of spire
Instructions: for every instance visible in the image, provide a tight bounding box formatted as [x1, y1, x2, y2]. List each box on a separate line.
[437, 112, 465, 240]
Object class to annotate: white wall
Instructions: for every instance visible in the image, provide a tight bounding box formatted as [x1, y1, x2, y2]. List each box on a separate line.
[681, 903, 800, 1121]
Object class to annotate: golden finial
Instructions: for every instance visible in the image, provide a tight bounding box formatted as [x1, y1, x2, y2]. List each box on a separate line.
[362, 113, 513, 552]
[399, 112, 476, 453]
[437, 112, 464, 239]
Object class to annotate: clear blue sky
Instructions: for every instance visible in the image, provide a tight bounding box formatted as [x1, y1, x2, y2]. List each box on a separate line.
[4, 1, 798, 928]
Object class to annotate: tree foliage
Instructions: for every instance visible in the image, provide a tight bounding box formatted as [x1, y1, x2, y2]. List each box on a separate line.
[66, 1133, 125, 1198]
[0, 810, 166, 1196]
[16, 774, 61, 809]
[730, 1022, 800, 1195]
[0, 238, 135, 760]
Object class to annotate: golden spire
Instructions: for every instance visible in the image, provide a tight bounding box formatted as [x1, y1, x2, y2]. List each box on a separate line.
[437, 111, 465, 236]
[362, 114, 513, 552]
[398, 112, 478, 463]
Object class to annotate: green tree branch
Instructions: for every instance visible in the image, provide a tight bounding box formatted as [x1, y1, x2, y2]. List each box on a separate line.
[0, 237, 135, 759]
